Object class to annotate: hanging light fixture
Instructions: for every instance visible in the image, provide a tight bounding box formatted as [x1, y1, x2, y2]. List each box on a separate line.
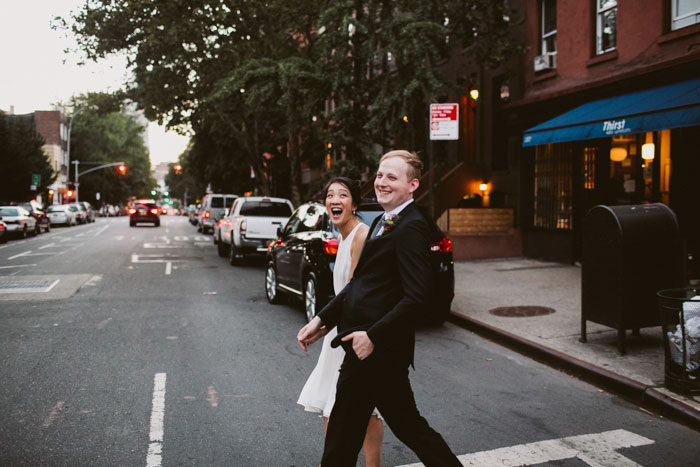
[642, 132, 655, 160]
[610, 146, 627, 162]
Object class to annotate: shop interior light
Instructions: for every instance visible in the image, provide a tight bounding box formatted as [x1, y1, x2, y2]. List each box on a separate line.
[610, 147, 627, 162]
[642, 132, 655, 160]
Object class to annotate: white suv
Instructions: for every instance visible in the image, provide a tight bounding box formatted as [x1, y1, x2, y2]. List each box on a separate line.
[220, 196, 293, 265]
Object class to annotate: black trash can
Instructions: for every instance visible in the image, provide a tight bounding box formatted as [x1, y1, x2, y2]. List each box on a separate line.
[581, 203, 684, 354]
[657, 287, 700, 394]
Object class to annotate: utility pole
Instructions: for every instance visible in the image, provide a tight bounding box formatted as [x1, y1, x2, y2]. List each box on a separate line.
[72, 160, 80, 202]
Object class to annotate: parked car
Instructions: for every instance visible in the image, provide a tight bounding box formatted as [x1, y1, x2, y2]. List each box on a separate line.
[197, 194, 238, 233]
[212, 208, 231, 255]
[18, 201, 50, 234]
[0, 206, 38, 238]
[264, 200, 455, 324]
[68, 203, 88, 224]
[188, 205, 200, 225]
[129, 201, 161, 227]
[80, 202, 96, 222]
[225, 196, 294, 265]
[47, 205, 77, 226]
[0, 221, 8, 243]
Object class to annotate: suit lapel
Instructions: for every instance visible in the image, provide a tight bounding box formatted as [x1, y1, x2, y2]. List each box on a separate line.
[354, 203, 417, 275]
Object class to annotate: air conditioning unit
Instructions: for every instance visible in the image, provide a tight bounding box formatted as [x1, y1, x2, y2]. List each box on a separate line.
[534, 53, 556, 72]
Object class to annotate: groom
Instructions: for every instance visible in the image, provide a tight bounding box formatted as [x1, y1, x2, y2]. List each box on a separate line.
[298, 150, 461, 466]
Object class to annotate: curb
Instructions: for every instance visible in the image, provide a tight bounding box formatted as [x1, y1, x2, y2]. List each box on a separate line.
[447, 312, 700, 432]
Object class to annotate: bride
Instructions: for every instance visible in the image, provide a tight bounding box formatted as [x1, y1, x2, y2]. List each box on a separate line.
[297, 177, 384, 466]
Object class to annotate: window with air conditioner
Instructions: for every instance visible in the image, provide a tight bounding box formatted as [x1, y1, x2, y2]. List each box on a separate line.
[534, 0, 557, 71]
[672, 0, 700, 30]
[596, 0, 617, 55]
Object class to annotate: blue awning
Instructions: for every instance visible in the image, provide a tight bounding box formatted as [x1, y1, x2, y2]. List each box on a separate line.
[522, 78, 700, 147]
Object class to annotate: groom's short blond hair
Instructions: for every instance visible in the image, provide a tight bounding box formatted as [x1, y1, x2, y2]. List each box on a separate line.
[379, 150, 423, 181]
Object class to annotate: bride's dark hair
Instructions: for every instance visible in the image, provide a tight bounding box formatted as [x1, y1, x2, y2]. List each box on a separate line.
[323, 177, 362, 209]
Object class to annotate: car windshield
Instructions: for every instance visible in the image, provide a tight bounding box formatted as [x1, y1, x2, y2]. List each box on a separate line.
[240, 201, 292, 217]
[210, 197, 225, 208]
[0, 208, 19, 216]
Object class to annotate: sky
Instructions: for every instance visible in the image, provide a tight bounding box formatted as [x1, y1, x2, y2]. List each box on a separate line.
[0, 1, 189, 166]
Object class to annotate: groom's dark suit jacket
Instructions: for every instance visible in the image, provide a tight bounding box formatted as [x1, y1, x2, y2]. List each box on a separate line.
[318, 202, 431, 367]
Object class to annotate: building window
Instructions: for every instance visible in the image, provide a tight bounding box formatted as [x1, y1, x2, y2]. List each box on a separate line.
[541, 0, 557, 54]
[533, 144, 572, 230]
[672, 0, 700, 30]
[583, 146, 597, 190]
[596, 0, 617, 55]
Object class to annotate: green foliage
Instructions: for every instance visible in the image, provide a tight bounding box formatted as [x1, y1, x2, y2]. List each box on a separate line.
[68, 93, 156, 204]
[0, 112, 56, 202]
[64, 0, 522, 205]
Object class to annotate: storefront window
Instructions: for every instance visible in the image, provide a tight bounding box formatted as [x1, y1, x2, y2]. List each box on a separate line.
[533, 143, 572, 230]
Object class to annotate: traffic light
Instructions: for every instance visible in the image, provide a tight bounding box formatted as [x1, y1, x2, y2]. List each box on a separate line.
[150, 190, 157, 196]
[117, 164, 126, 175]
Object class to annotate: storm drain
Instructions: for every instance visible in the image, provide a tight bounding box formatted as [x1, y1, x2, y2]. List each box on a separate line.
[489, 306, 555, 317]
[0, 279, 60, 294]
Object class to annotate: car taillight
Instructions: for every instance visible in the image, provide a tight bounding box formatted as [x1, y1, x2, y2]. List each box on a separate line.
[323, 238, 339, 255]
[430, 237, 452, 253]
[240, 219, 247, 235]
[128, 208, 136, 214]
[204, 211, 210, 218]
[150, 208, 159, 215]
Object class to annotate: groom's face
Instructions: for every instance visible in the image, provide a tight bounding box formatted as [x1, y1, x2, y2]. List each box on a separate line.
[374, 156, 419, 212]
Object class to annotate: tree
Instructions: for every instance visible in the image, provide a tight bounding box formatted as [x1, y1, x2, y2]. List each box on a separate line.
[67, 93, 156, 205]
[63, 0, 522, 205]
[0, 112, 56, 202]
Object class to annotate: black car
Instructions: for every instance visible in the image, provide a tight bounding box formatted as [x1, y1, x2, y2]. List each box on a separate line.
[264, 200, 455, 324]
[128, 201, 161, 227]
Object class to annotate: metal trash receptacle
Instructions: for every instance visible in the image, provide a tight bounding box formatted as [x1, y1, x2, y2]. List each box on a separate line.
[581, 203, 684, 354]
[658, 288, 700, 394]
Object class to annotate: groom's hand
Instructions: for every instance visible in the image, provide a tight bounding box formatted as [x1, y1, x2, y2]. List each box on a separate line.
[341, 331, 374, 360]
[297, 316, 325, 352]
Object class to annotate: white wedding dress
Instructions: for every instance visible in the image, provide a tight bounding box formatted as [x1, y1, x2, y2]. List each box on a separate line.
[297, 223, 380, 418]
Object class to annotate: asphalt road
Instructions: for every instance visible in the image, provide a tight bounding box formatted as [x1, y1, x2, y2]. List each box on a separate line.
[0, 216, 699, 466]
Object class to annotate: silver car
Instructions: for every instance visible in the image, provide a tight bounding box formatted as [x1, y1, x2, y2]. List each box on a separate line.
[0, 206, 38, 238]
[47, 205, 77, 226]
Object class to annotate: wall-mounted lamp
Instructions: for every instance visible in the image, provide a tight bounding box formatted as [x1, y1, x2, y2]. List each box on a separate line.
[402, 115, 409, 123]
[469, 89, 480, 101]
[641, 132, 655, 160]
[479, 182, 488, 196]
[610, 146, 627, 162]
[500, 84, 510, 101]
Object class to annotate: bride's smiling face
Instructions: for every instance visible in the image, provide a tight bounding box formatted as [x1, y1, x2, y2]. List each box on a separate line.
[325, 182, 357, 227]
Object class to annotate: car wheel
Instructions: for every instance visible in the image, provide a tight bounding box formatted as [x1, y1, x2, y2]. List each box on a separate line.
[155, 220, 160, 227]
[229, 242, 243, 266]
[265, 263, 282, 304]
[32, 224, 39, 236]
[130, 220, 136, 227]
[45, 222, 50, 233]
[217, 240, 230, 257]
[21, 226, 28, 239]
[197, 224, 203, 233]
[304, 274, 319, 322]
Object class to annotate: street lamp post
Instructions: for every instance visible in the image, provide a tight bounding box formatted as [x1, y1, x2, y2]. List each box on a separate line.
[66, 106, 83, 203]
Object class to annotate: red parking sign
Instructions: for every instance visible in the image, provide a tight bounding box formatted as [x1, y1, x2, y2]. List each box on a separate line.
[430, 104, 459, 140]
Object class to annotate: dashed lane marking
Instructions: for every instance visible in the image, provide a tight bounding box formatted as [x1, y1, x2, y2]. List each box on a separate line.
[8, 251, 32, 260]
[396, 429, 654, 467]
[147, 373, 167, 467]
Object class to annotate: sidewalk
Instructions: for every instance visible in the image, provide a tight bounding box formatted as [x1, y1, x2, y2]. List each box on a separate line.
[449, 257, 700, 431]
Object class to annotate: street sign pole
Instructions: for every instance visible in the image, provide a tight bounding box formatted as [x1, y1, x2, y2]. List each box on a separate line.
[428, 103, 459, 220]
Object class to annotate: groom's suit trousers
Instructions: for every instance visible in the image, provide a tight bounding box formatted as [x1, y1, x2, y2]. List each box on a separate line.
[321, 352, 461, 467]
